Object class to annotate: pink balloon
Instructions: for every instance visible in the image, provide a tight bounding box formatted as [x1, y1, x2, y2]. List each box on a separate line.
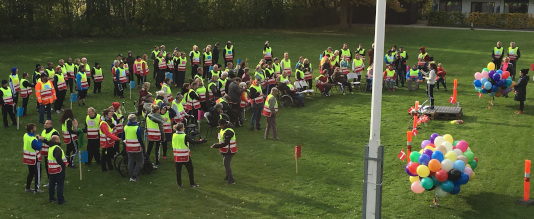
[481, 71, 489, 79]
[411, 181, 425, 193]
[456, 140, 468, 152]
[474, 72, 482, 80]
[463, 167, 473, 177]
[502, 71, 510, 79]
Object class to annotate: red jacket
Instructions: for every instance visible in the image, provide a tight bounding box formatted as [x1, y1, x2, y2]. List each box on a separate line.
[436, 67, 446, 80]
[100, 121, 119, 148]
[383, 69, 397, 80]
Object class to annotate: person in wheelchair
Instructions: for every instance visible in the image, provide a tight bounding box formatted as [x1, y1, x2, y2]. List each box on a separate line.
[332, 67, 353, 95]
[206, 103, 224, 128]
[279, 79, 304, 107]
[295, 65, 307, 92]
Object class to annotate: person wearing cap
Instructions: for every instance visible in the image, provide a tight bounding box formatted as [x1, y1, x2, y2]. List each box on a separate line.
[1, 79, 17, 127]
[172, 122, 206, 188]
[514, 69, 529, 114]
[147, 104, 166, 166]
[507, 42, 521, 80]
[223, 41, 234, 68]
[263, 87, 278, 140]
[100, 108, 119, 171]
[92, 62, 103, 94]
[126, 51, 136, 82]
[84, 107, 101, 165]
[122, 114, 145, 181]
[211, 119, 237, 185]
[23, 123, 44, 193]
[76, 64, 89, 106]
[9, 67, 21, 105]
[81, 58, 92, 89]
[189, 45, 201, 79]
[53, 65, 67, 114]
[35, 73, 56, 124]
[249, 75, 264, 131]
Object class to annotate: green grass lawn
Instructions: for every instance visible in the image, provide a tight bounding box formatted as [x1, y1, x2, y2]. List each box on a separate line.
[1, 26, 534, 218]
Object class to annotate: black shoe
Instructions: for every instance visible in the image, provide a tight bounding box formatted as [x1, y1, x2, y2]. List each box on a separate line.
[226, 181, 235, 185]
[178, 184, 183, 188]
[50, 198, 57, 203]
[256, 127, 261, 130]
[58, 200, 67, 205]
[155, 161, 160, 165]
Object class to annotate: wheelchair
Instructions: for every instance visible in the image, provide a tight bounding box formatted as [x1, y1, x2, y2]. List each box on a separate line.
[277, 85, 300, 108]
[116, 150, 154, 177]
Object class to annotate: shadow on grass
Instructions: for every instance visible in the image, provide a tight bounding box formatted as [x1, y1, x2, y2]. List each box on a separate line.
[459, 192, 533, 218]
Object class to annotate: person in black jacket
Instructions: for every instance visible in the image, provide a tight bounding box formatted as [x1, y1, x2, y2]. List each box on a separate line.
[20, 72, 34, 117]
[173, 122, 206, 188]
[394, 52, 407, 87]
[210, 119, 237, 185]
[514, 69, 529, 114]
[126, 51, 136, 82]
[213, 42, 220, 67]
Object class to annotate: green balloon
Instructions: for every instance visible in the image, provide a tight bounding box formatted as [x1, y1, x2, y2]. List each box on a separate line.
[469, 160, 478, 170]
[464, 151, 475, 163]
[410, 152, 422, 163]
[483, 68, 489, 72]
[453, 140, 459, 147]
[421, 177, 434, 190]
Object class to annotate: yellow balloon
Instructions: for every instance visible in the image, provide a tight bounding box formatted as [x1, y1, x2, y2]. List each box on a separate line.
[445, 151, 457, 162]
[470, 172, 476, 181]
[466, 164, 471, 168]
[443, 134, 453, 144]
[424, 146, 435, 151]
[417, 165, 430, 177]
[487, 62, 495, 71]
[420, 149, 424, 154]
[410, 176, 420, 183]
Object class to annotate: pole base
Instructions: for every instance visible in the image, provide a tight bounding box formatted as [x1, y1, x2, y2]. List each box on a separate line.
[516, 199, 534, 206]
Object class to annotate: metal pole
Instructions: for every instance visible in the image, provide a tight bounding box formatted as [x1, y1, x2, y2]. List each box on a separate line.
[363, 0, 386, 218]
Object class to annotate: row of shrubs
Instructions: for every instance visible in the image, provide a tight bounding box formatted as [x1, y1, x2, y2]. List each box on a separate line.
[428, 11, 534, 29]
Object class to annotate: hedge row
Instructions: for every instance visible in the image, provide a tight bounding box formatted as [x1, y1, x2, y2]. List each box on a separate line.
[428, 11, 534, 29]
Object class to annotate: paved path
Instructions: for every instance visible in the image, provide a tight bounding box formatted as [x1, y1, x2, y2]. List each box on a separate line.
[390, 24, 534, 33]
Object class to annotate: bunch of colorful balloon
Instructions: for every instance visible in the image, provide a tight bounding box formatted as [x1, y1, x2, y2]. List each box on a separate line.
[406, 133, 478, 197]
[473, 62, 515, 97]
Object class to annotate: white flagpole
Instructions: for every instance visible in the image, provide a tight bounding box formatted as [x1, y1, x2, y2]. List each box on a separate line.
[363, 0, 386, 218]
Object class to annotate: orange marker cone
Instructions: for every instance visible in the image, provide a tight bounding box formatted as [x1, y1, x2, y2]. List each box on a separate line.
[517, 160, 534, 206]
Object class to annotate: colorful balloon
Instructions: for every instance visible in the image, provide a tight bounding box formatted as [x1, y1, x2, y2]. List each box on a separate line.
[417, 165, 430, 177]
[445, 152, 457, 162]
[474, 72, 482, 80]
[457, 155, 468, 165]
[419, 154, 431, 165]
[423, 149, 433, 158]
[411, 181, 425, 193]
[469, 160, 478, 170]
[436, 145, 447, 154]
[487, 62, 495, 71]
[502, 71, 510, 79]
[484, 81, 492, 90]
[453, 149, 463, 157]
[441, 180, 454, 192]
[442, 134, 453, 144]
[421, 140, 431, 149]
[431, 176, 441, 187]
[429, 133, 440, 143]
[453, 160, 466, 171]
[408, 162, 419, 175]
[441, 159, 453, 172]
[435, 169, 448, 182]
[409, 176, 420, 183]
[435, 186, 448, 197]
[464, 151, 475, 163]
[455, 140, 468, 152]
[463, 167, 473, 177]
[450, 184, 461, 195]
[428, 159, 442, 172]
[457, 173, 469, 185]
[410, 152, 421, 164]
[442, 141, 453, 152]
[406, 165, 418, 176]
[421, 177, 434, 190]
[431, 151, 445, 162]
[448, 169, 462, 181]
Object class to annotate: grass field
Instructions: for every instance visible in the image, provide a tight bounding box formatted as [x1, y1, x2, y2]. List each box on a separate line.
[1, 26, 534, 218]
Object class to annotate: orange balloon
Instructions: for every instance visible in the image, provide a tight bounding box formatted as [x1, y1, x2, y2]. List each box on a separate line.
[428, 159, 442, 172]
[512, 81, 516, 88]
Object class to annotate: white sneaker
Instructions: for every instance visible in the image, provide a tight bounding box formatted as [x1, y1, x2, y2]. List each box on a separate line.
[56, 110, 61, 114]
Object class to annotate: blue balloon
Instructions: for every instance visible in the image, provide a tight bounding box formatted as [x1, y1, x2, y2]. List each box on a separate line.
[432, 176, 441, 187]
[484, 81, 492, 90]
[481, 89, 488, 94]
[474, 80, 482, 87]
[496, 80, 505, 87]
[450, 184, 461, 194]
[481, 78, 488, 84]
[457, 173, 469, 185]
[453, 160, 466, 171]
[496, 70, 503, 74]
[441, 180, 454, 192]
[506, 79, 513, 87]
[493, 73, 501, 81]
[419, 154, 431, 166]
[491, 84, 498, 92]
[431, 151, 444, 162]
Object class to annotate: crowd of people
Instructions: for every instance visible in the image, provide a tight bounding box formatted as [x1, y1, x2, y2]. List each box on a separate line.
[13, 40, 528, 205]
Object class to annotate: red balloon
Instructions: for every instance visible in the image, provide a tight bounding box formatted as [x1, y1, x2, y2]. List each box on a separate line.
[435, 169, 448, 182]
[408, 162, 419, 175]
[427, 143, 435, 148]
[474, 157, 478, 162]
[502, 71, 510, 79]
[429, 171, 436, 176]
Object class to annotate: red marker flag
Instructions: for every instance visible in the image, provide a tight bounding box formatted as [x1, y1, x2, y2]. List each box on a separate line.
[449, 96, 455, 104]
[295, 145, 301, 160]
[478, 92, 483, 98]
[398, 149, 406, 161]
[412, 128, 418, 136]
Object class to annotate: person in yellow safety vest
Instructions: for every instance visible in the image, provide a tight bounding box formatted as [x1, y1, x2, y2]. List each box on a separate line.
[9, 67, 20, 105]
[273, 57, 281, 78]
[263, 41, 273, 62]
[208, 75, 222, 100]
[406, 64, 422, 91]
[160, 104, 175, 160]
[203, 45, 213, 79]
[280, 52, 292, 77]
[189, 45, 201, 79]
[322, 47, 334, 59]
[210, 64, 221, 80]
[122, 114, 145, 182]
[100, 109, 119, 171]
[187, 82, 201, 122]
[162, 78, 173, 104]
[331, 50, 340, 68]
[110, 102, 125, 154]
[383, 64, 397, 91]
[40, 120, 60, 181]
[84, 107, 101, 165]
[76, 64, 89, 107]
[34, 64, 43, 84]
[491, 41, 504, 70]
[91, 62, 103, 94]
[340, 43, 352, 62]
[384, 49, 394, 66]
[352, 54, 365, 83]
[81, 57, 92, 88]
[1, 79, 17, 127]
[223, 41, 234, 68]
[146, 104, 166, 166]
[356, 43, 366, 63]
[391, 45, 398, 57]
[195, 77, 208, 110]
[53, 66, 67, 114]
[249, 76, 264, 131]
[151, 45, 160, 80]
[176, 52, 187, 88]
[64, 58, 75, 93]
[210, 119, 237, 185]
[134, 56, 146, 88]
[194, 67, 204, 81]
[19, 72, 34, 117]
[172, 94, 188, 123]
[172, 122, 206, 188]
[23, 123, 44, 193]
[262, 88, 278, 140]
[418, 47, 429, 70]
[45, 62, 55, 82]
[507, 42, 521, 80]
[47, 135, 68, 204]
[155, 51, 167, 90]
[60, 109, 78, 168]
[219, 72, 228, 96]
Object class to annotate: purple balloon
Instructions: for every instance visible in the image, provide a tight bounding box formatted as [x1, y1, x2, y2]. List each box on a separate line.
[406, 165, 417, 176]
[488, 71, 495, 79]
[489, 70, 495, 75]
[424, 149, 433, 158]
[421, 140, 431, 149]
[430, 133, 440, 143]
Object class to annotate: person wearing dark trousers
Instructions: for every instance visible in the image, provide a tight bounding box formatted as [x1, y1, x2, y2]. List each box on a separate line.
[20, 72, 34, 117]
[173, 123, 206, 188]
[492, 41, 504, 70]
[394, 53, 406, 87]
[40, 120, 59, 183]
[190, 45, 201, 79]
[514, 69, 529, 114]
[186, 82, 202, 123]
[126, 51, 136, 82]
[64, 58, 75, 94]
[155, 52, 167, 90]
[211, 119, 237, 185]
[100, 109, 119, 171]
[23, 123, 43, 193]
[123, 114, 145, 182]
[263, 88, 278, 140]
[223, 41, 234, 68]
[60, 109, 78, 168]
[35, 73, 56, 124]
[249, 76, 264, 131]
[92, 62, 103, 94]
[436, 63, 447, 91]
[151, 45, 159, 80]
[203, 45, 213, 79]
[47, 137, 68, 204]
[425, 62, 437, 109]
[507, 42, 520, 80]
[84, 107, 101, 165]
[53, 66, 67, 114]
[76, 65, 89, 106]
[176, 52, 187, 88]
[147, 105, 165, 166]
[160, 104, 176, 160]
[213, 42, 220, 67]
[0, 80, 17, 128]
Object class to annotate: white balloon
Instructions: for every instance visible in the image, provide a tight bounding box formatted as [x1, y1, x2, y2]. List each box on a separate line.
[435, 186, 448, 198]
[434, 136, 445, 148]
[441, 141, 453, 152]
[453, 149, 463, 157]
[441, 159, 453, 172]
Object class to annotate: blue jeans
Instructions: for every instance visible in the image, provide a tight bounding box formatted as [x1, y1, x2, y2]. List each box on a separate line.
[49, 169, 65, 204]
[293, 94, 304, 106]
[39, 104, 52, 124]
[250, 103, 263, 129]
